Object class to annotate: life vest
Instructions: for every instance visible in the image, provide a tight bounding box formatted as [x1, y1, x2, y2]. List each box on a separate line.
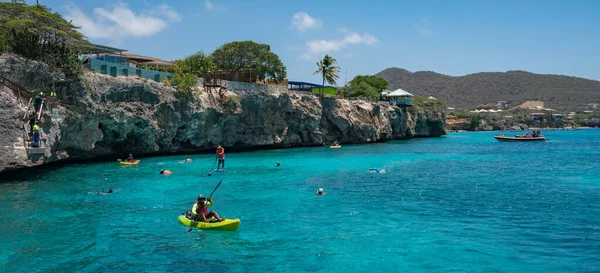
[195, 201, 208, 216]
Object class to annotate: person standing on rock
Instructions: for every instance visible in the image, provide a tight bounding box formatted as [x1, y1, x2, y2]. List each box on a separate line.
[216, 145, 225, 171]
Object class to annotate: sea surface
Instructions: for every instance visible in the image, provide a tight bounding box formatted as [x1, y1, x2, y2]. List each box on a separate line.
[1, 130, 599, 273]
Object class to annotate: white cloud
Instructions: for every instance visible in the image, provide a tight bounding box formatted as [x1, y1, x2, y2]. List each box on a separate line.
[64, 2, 181, 41]
[416, 25, 433, 36]
[300, 30, 379, 60]
[155, 3, 182, 22]
[204, 0, 227, 12]
[292, 12, 322, 32]
[416, 18, 433, 36]
[205, 0, 214, 11]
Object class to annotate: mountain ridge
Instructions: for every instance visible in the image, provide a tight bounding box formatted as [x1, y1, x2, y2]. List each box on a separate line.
[376, 68, 600, 110]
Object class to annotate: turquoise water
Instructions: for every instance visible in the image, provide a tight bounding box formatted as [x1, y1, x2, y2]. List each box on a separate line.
[1, 130, 599, 272]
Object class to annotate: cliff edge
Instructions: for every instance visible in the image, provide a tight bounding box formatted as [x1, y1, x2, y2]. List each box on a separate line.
[0, 55, 445, 173]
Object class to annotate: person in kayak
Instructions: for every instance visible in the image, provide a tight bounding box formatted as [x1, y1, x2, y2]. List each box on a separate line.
[126, 154, 134, 162]
[332, 140, 339, 146]
[216, 145, 225, 170]
[191, 194, 223, 222]
[316, 188, 326, 195]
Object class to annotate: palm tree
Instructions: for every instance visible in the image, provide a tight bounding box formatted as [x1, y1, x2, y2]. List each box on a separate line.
[313, 54, 340, 97]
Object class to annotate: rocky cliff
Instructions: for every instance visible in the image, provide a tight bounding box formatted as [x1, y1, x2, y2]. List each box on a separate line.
[0, 55, 445, 173]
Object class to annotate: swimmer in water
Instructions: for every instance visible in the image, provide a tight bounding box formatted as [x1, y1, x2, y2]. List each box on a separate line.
[369, 168, 388, 174]
[276, 162, 280, 167]
[316, 188, 326, 195]
[186, 158, 192, 162]
[160, 170, 172, 175]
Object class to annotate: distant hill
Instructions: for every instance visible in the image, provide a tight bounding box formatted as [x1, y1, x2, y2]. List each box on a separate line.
[376, 68, 600, 110]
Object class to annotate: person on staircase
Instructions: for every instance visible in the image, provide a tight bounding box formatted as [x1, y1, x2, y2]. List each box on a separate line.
[33, 93, 43, 115]
[32, 124, 42, 148]
[28, 113, 36, 134]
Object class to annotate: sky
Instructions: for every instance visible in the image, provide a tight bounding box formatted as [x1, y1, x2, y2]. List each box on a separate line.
[16, 0, 600, 83]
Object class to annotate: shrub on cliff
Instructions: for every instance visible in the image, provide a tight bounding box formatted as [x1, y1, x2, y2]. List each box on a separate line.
[412, 96, 447, 113]
[166, 52, 216, 97]
[0, 1, 88, 78]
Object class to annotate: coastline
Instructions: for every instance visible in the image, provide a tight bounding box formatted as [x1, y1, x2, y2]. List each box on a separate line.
[0, 55, 446, 174]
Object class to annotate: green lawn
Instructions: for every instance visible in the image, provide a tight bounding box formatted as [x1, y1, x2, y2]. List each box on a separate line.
[311, 86, 337, 96]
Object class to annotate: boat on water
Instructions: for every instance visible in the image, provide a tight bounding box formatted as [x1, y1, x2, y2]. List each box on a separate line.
[494, 135, 548, 142]
[119, 160, 140, 165]
[330, 145, 341, 149]
[178, 214, 240, 231]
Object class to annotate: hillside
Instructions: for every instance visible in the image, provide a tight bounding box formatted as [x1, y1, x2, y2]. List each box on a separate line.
[376, 68, 600, 110]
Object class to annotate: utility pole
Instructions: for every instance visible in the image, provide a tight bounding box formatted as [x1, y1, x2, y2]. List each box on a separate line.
[344, 69, 347, 86]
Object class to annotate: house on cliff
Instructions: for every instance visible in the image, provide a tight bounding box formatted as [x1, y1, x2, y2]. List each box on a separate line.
[81, 43, 174, 82]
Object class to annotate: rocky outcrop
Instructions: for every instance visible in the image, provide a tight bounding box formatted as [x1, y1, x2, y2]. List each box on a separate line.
[0, 55, 445, 173]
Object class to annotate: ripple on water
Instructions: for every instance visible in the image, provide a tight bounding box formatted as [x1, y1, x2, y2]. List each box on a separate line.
[1, 130, 600, 272]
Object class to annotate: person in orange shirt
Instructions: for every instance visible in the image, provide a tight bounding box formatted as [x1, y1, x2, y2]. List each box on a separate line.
[216, 145, 225, 170]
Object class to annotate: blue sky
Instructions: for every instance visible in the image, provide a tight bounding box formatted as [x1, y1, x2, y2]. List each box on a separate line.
[19, 0, 600, 83]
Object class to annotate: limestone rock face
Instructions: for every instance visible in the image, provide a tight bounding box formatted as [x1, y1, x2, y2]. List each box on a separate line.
[0, 55, 445, 173]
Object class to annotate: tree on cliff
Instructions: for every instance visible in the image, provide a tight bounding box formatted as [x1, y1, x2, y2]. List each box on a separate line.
[180, 51, 215, 76]
[313, 54, 340, 97]
[167, 51, 215, 96]
[0, 1, 88, 78]
[210, 41, 287, 82]
[341, 75, 387, 99]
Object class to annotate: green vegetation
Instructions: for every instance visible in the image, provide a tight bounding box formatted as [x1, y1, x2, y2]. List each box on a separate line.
[224, 94, 241, 105]
[183, 51, 215, 75]
[469, 115, 481, 130]
[412, 96, 448, 112]
[211, 41, 286, 82]
[338, 75, 387, 99]
[350, 75, 387, 91]
[170, 63, 197, 98]
[162, 51, 215, 96]
[0, 1, 89, 78]
[313, 54, 340, 97]
[311, 86, 336, 96]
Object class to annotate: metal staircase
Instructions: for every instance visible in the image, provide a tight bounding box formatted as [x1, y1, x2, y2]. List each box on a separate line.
[0, 75, 46, 156]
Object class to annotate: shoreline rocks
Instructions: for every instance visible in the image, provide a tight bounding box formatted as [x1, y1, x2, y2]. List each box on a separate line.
[0, 55, 446, 173]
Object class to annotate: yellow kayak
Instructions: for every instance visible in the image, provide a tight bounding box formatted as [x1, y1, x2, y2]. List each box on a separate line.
[119, 160, 140, 165]
[178, 214, 240, 231]
[330, 145, 341, 149]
